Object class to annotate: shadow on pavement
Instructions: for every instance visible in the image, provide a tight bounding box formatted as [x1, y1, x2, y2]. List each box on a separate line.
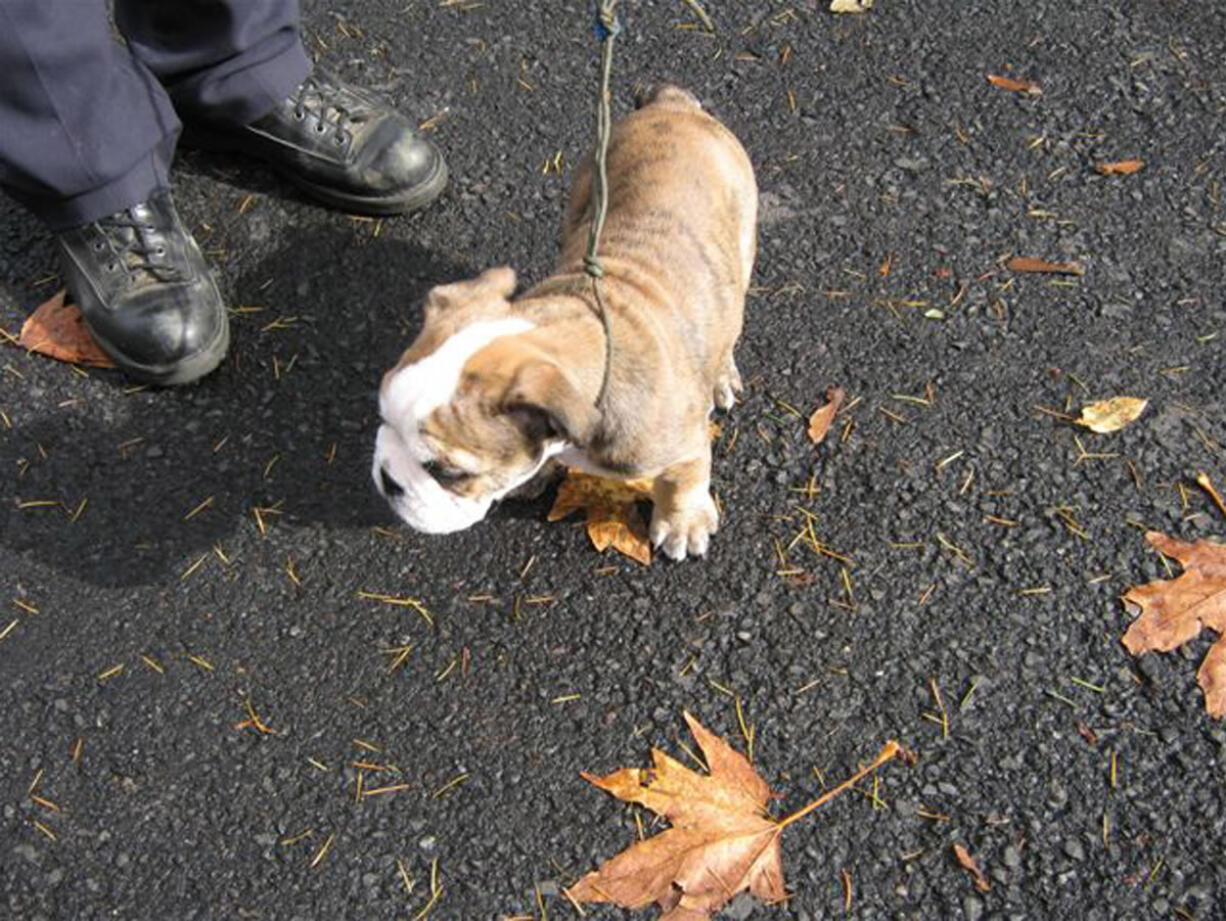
[1, 225, 469, 588]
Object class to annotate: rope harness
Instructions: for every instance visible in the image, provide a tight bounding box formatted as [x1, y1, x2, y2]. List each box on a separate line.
[585, 0, 621, 410]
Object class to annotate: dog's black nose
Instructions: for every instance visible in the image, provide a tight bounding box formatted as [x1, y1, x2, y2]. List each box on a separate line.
[379, 466, 404, 498]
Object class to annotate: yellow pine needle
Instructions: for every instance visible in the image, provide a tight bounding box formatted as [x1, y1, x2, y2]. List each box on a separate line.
[309, 833, 335, 868]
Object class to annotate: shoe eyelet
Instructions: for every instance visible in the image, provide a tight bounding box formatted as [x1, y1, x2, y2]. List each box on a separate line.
[93, 242, 104, 252]
[293, 109, 306, 121]
[106, 262, 117, 272]
[155, 247, 166, 257]
[314, 124, 327, 134]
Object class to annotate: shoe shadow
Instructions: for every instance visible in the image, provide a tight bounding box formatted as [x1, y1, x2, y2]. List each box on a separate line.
[1, 225, 471, 588]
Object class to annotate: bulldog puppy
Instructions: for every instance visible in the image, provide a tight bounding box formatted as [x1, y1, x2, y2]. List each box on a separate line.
[373, 85, 757, 559]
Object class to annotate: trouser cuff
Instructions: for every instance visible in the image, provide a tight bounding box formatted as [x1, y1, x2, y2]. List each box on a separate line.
[16, 129, 178, 231]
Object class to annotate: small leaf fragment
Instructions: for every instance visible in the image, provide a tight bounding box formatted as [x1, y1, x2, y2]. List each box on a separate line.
[1096, 159, 1145, 175]
[1008, 256, 1084, 276]
[987, 73, 1042, 95]
[807, 386, 846, 445]
[17, 290, 115, 368]
[1075, 397, 1147, 433]
[830, 0, 873, 12]
[953, 843, 991, 892]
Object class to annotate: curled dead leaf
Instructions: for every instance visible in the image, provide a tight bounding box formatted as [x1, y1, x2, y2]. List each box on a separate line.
[1123, 531, 1226, 718]
[953, 843, 991, 892]
[17, 290, 115, 368]
[547, 469, 654, 565]
[1008, 256, 1084, 276]
[1075, 397, 1147, 433]
[830, 0, 873, 12]
[1096, 159, 1145, 175]
[987, 73, 1042, 96]
[807, 386, 846, 445]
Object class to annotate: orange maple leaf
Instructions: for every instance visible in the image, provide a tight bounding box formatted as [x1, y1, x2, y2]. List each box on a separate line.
[547, 469, 654, 565]
[1122, 531, 1226, 717]
[567, 712, 907, 921]
[17, 290, 115, 368]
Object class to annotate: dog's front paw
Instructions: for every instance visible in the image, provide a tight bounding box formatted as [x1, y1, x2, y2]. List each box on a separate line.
[650, 491, 719, 560]
[713, 354, 743, 410]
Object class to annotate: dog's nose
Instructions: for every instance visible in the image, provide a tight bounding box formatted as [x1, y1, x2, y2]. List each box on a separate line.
[379, 465, 404, 498]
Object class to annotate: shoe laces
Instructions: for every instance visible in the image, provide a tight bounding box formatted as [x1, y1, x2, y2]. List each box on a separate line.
[289, 73, 371, 147]
[92, 207, 182, 286]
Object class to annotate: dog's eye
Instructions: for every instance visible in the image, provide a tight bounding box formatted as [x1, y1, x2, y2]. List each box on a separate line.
[423, 459, 472, 486]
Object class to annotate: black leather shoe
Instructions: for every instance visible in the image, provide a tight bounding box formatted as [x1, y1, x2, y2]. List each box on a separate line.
[55, 190, 229, 386]
[184, 69, 448, 216]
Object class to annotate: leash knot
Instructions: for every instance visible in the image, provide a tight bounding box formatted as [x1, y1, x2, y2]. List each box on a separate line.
[583, 254, 605, 278]
[593, 2, 622, 42]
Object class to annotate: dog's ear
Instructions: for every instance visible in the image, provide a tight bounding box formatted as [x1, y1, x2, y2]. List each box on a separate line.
[502, 360, 600, 447]
[425, 266, 517, 317]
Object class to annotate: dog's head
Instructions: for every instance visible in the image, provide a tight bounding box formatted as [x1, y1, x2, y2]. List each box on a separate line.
[373, 267, 599, 533]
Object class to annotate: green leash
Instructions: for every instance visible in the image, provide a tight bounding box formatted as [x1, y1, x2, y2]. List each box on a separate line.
[584, 0, 621, 410]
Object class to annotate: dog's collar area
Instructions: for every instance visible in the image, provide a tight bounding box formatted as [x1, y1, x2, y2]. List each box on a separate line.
[517, 273, 613, 417]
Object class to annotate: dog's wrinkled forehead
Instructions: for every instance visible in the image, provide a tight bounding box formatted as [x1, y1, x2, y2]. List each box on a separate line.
[380, 318, 535, 443]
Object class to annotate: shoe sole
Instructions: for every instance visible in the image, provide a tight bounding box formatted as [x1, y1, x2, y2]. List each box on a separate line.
[86, 312, 231, 387]
[279, 153, 449, 217]
[182, 125, 450, 217]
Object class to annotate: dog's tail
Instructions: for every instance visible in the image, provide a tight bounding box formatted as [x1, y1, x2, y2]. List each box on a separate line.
[634, 83, 702, 111]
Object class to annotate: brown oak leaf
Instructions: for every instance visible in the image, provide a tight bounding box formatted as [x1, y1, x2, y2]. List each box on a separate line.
[547, 469, 654, 565]
[986, 73, 1042, 95]
[1122, 531, 1226, 717]
[1096, 159, 1145, 175]
[17, 289, 115, 368]
[567, 712, 907, 921]
[952, 843, 991, 892]
[807, 386, 846, 445]
[1008, 256, 1084, 276]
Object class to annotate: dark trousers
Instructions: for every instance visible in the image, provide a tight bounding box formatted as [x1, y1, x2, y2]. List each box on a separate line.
[0, 0, 311, 230]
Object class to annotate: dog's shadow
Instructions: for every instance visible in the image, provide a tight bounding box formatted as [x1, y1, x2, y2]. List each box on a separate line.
[1, 226, 478, 589]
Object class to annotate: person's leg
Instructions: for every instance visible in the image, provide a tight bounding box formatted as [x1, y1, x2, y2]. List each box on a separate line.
[0, 0, 179, 229]
[0, 1, 229, 385]
[115, 0, 310, 126]
[117, 0, 448, 216]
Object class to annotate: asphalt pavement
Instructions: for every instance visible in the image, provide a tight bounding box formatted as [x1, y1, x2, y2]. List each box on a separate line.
[2, 1, 1225, 919]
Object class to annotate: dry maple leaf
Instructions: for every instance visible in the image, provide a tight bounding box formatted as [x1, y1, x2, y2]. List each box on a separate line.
[986, 73, 1042, 96]
[952, 843, 991, 892]
[1007, 256, 1084, 276]
[807, 386, 846, 445]
[547, 469, 654, 565]
[17, 290, 115, 368]
[1075, 396, 1147, 433]
[1096, 159, 1145, 175]
[1122, 532, 1226, 718]
[567, 712, 907, 921]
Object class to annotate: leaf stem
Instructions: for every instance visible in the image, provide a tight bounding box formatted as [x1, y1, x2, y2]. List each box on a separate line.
[776, 741, 904, 831]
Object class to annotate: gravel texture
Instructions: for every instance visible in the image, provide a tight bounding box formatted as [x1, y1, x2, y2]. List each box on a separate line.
[2, 2, 1225, 919]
